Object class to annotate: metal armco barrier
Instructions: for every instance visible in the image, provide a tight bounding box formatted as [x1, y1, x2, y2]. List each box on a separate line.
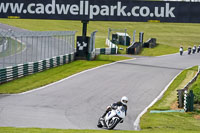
[184, 66, 200, 90]
[0, 53, 74, 84]
[177, 89, 184, 108]
[95, 48, 117, 55]
[184, 90, 194, 112]
[96, 38, 118, 55]
[177, 66, 200, 111]
[106, 38, 118, 49]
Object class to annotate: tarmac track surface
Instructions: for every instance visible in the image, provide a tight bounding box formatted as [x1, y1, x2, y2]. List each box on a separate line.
[0, 52, 200, 130]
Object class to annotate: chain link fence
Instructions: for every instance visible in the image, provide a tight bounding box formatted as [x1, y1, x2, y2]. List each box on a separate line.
[0, 29, 76, 69]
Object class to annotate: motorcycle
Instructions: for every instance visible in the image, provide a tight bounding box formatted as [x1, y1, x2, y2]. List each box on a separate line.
[97, 106, 126, 130]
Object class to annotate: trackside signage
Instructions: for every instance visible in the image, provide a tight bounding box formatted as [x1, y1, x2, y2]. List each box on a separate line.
[0, 0, 200, 23]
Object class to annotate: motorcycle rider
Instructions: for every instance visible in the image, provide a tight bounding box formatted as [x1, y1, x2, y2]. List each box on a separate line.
[100, 96, 128, 121]
[188, 46, 192, 55]
[192, 45, 197, 54]
[179, 46, 183, 56]
[197, 45, 200, 53]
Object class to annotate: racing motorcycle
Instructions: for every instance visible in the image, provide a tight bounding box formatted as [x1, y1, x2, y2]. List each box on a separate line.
[97, 105, 126, 130]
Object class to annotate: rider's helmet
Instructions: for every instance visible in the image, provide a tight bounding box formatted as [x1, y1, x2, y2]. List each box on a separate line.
[121, 96, 128, 105]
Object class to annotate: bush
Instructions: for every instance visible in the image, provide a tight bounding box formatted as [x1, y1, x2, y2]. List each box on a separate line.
[190, 76, 200, 104]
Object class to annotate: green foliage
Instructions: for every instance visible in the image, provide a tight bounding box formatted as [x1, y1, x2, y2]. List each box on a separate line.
[189, 74, 200, 104]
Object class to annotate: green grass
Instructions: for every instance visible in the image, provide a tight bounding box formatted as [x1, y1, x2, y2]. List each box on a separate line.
[140, 66, 200, 131]
[0, 55, 131, 94]
[141, 111, 200, 131]
[117, 44, 128, 54]
[1, 19, 200, 56]
[95, 54, 132, 62]
[1, 127, 200, 133]
[96, 37, 108, 48]
[140, 43, 178, 56]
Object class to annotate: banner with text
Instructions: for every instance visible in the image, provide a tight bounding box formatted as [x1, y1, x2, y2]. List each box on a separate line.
[0, 0, 200, 23]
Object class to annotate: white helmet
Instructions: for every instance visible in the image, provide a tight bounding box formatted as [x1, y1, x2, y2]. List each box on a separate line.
[121, 96, 128, 105]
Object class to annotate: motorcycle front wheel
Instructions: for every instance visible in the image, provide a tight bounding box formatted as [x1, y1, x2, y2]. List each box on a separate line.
[97, 118, 103, 128]
[107, 118, 120, 130]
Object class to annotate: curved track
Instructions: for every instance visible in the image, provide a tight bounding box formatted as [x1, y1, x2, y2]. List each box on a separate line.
[0, 51, 200, 130]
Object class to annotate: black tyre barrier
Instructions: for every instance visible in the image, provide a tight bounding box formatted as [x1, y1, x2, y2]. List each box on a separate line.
[126, 42, 143, 55]
[0, 53, 75, 84]
[143, 38, 156, 48]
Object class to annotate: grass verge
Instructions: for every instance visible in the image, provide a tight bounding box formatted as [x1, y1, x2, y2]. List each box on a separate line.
[140, 66, 200, 131]
[117, 44, 128, 54]
[0, 55, 131, 94]
[1, 127, 200, 133]
[140, 43, 177, 56]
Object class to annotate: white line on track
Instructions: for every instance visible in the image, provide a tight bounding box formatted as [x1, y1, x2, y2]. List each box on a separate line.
[133, 69, 184, 130]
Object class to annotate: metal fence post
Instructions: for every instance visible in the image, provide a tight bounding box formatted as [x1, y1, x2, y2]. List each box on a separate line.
[47, 36, 49, 58]
[21, 36, 23, 64]
[2, 38, 5, 68]
[124, 29, 127, 46]
[41, 36, 43, 60]
[177, 89, 184, 108]
[64, 35, 67, 54]
[133, 30, 136, 44]
[25, 36, 28, 63]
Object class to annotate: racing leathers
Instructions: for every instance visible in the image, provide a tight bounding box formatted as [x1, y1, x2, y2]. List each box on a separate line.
[101, 101, 127, 119]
